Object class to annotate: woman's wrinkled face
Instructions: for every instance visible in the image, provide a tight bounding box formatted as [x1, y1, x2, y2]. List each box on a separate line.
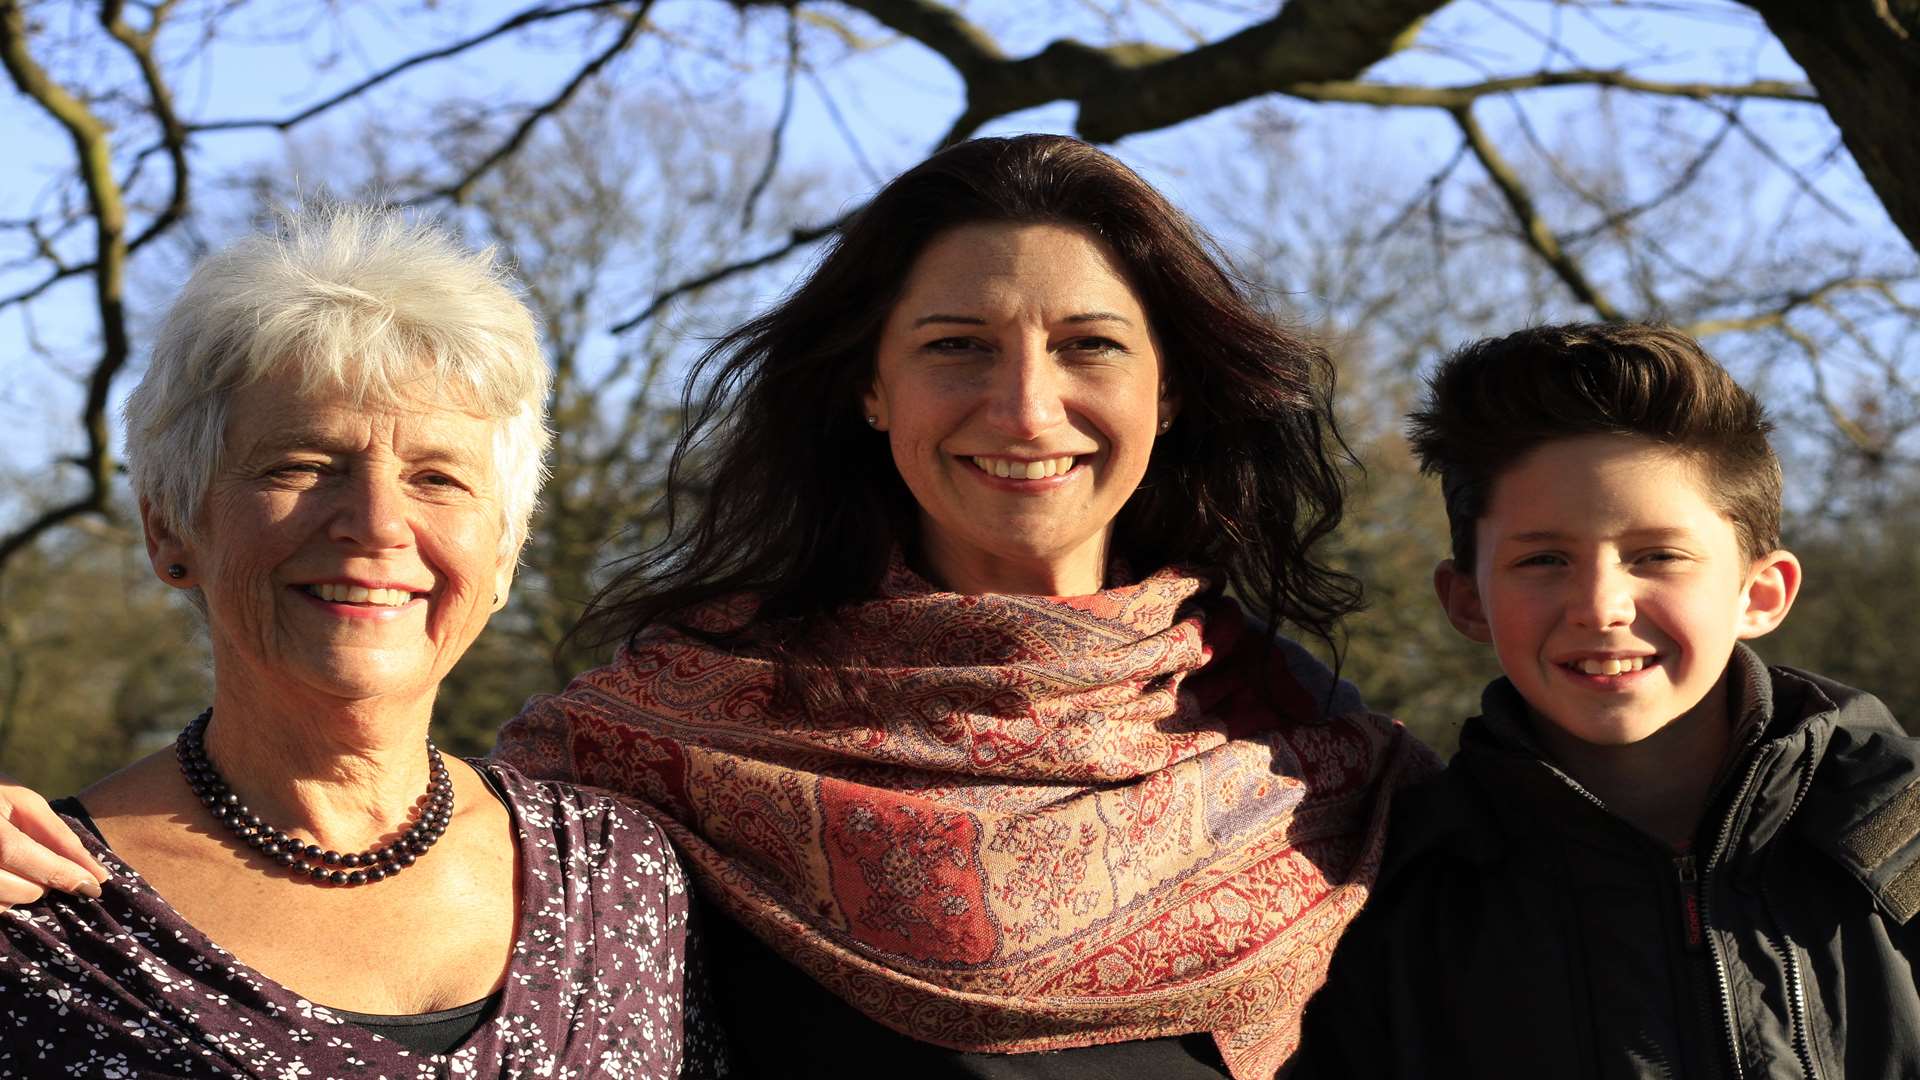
[150, 369, 512, 712]
[865, 222, 1175, 596]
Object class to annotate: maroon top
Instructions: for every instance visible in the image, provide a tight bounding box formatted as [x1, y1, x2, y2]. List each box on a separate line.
[0, 760, 718, 1078]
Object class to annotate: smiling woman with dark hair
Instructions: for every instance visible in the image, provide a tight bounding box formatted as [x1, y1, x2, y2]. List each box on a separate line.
[498, 134, 1430, 1079]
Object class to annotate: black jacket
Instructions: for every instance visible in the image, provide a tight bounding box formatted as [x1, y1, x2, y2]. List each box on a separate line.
[1297, 646, 1920, 1079]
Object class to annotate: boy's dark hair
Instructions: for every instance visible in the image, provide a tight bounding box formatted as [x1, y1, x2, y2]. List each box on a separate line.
[1406, 322, 1782, 572]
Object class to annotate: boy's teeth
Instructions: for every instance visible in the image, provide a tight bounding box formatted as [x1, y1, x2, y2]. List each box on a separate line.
[1575, 656, 1648, 675]
[971, 455, 1076, 479]
[308, 583, 412, 606]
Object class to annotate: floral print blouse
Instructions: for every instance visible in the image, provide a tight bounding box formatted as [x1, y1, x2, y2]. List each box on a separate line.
[0, 760, 722, 1078]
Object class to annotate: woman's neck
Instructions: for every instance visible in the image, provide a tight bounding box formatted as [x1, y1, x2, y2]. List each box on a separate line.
[916, 530, 1111, 597]
[202, 681, 439, 854]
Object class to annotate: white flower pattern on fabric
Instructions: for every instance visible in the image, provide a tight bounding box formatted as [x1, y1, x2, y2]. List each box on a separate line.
[0, 762, 722, 1078]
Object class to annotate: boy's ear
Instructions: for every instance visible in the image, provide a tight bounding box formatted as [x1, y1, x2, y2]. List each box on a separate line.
[1737, 549, 1801, 640]
[1434, 558, 1494, 644]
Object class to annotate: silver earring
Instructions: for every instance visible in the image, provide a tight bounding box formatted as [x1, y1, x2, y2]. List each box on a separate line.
[866, 416, 878, 427]
[1158, 419, 1171, 433]
[167, 564, 187, 580]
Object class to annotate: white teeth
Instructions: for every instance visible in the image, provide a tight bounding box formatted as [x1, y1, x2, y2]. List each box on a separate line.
[1575, 656, 1649, 675]
[308, 584, 412, 607]
[971, 455, 1077, 479]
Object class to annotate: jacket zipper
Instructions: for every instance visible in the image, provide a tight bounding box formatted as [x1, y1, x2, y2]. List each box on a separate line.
[1697, 745, 1780, 1080]
[1676, 853, 1738, 1079]
[1761, 880, 1819, 1079]
[1763, 751, 1823, 1079]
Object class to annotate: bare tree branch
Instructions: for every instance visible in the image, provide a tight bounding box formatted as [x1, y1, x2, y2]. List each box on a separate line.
[1283, 70, 1815, 109]
[190, 1, 633, 135]
[1452, 104, 1624, 321]
[427, 2, 654, 205]
[742, 10, 802, 233]
[1683, 274, 1905, 338]
[103, 0, 191, 268]
[609, 216, 846, 334]
[0, 0, 132, 573]
[1562, 108, 1738, 244]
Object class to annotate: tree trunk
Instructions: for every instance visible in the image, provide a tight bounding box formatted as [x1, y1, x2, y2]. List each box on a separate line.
[1743, 0, 1920, 253]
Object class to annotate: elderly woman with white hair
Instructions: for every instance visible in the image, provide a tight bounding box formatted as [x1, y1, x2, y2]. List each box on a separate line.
[0, 208, 703, 1078]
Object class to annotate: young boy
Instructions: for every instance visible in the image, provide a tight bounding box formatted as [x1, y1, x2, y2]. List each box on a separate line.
[1299, 323, 1920, 1079]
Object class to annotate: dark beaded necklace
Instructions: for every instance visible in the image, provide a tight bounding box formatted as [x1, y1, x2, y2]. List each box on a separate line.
[174, 709, 453, 887]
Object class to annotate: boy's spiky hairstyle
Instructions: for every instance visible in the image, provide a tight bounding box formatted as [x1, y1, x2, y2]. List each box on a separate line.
[1406, 322, 1782, 572]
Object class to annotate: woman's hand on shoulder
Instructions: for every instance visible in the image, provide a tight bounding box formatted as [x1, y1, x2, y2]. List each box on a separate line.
[0, 773, 110, 908]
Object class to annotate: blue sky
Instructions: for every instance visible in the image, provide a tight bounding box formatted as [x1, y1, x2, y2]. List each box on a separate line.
[0, 0, 1897, 512]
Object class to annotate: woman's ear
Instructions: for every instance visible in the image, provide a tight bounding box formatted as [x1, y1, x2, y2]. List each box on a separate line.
[1434, 559, 1494, 644]
[140, 499, 197, 589]
[862, 383, 888, 432]
[1737, 549, 1802, 640]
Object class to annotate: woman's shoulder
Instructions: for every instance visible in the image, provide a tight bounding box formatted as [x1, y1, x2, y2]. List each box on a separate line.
[473, 757, 688, 885]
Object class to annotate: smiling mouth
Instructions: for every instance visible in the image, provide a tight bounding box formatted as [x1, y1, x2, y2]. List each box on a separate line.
[968, 454, 1080, 480]
[1562, 655, 1658, 676]
[303, 584, 419, 608]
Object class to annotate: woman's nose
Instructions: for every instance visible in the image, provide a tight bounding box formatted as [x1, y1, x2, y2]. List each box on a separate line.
[984, 339, 1066, 439]
[327, 473, 411, 550]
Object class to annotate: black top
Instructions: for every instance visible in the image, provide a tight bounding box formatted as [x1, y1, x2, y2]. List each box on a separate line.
[701, 894, 1230, 1079]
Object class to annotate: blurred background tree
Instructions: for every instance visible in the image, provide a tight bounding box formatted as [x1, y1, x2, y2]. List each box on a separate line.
[2, 0, 1915, 785]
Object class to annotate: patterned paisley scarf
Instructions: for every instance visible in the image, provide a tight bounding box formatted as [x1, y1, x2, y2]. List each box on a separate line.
[495, 560, 1426, 1079]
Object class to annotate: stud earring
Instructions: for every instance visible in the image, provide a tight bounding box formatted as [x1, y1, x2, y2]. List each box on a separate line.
[167, 564, 187, 580]
[866, 416, 879, 427]
[1158, 419, 1172, 433]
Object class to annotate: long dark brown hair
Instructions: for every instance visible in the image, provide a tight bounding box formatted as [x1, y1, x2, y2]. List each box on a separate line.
[572, 134, 1359, 666]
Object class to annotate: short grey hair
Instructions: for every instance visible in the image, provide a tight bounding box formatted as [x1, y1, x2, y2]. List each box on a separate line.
[124, 204, 552, 565]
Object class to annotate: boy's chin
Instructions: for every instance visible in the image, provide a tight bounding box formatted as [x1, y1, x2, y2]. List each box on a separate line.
[1527, 702, 1685, 751]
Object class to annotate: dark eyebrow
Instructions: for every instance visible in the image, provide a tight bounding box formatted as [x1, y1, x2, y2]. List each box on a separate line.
[909, 311, 1136, 329]
[1502, 527, 1694, 545]
[1064, 311, 1134, 327]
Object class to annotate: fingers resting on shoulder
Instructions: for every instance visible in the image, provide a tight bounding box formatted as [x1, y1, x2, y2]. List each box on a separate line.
[0, 775, 111, 911]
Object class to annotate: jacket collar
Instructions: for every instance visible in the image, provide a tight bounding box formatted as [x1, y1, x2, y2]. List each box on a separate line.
[1439, 647, 1920, 924]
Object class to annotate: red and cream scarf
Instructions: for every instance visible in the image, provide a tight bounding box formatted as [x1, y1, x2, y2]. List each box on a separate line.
[496, 561, 1426, 1079]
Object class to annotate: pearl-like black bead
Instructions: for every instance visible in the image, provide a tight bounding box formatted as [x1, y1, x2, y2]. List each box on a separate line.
[174, 709, 452, 890]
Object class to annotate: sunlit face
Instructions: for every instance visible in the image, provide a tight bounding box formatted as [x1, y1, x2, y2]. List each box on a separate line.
[864, 222, 1176, 596]
[149, 370, 513, 712]
[1439, 434, 1796, 752]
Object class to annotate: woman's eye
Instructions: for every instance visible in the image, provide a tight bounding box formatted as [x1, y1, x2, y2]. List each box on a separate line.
[1066, 336, 1126, 354]
[923, 337, 982, 353]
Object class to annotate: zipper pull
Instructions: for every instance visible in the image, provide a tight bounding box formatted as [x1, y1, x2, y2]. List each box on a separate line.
[1675, 854, 1705, 953]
